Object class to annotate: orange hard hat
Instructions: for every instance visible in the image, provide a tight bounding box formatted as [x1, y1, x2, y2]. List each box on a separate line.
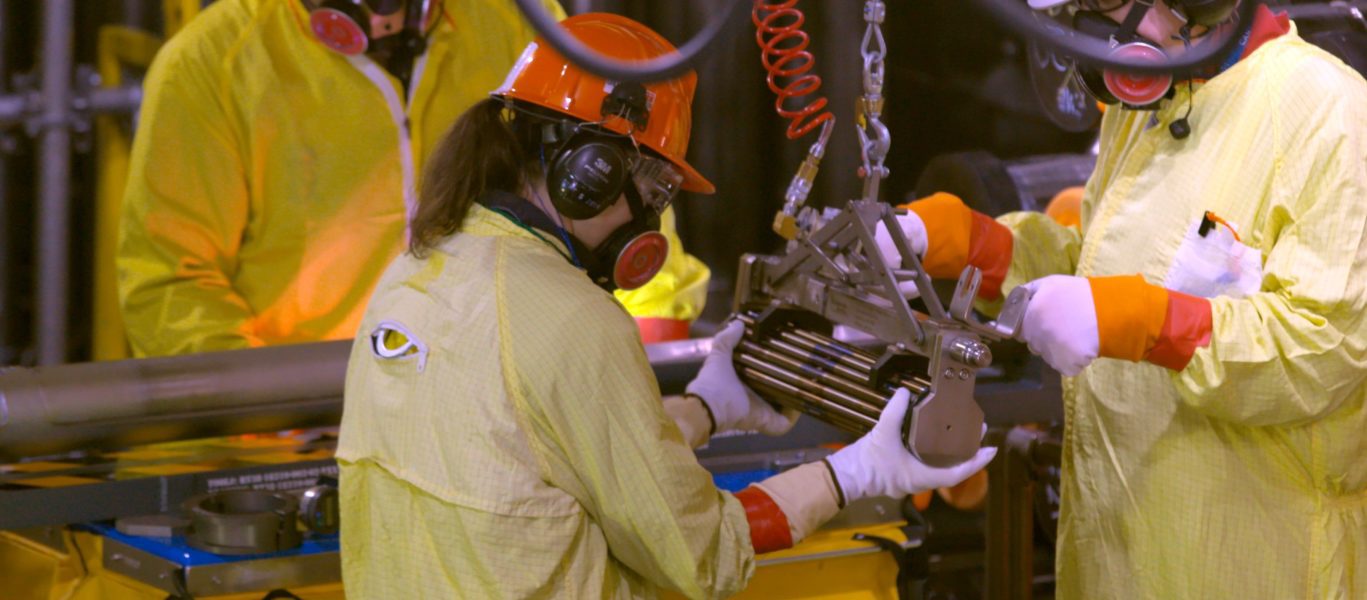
[1045, 186, 1084, 229]
[493, 13, 714, 195]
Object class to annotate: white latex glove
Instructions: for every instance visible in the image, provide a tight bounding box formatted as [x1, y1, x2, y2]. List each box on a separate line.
[873, 212, 929, 299]
[1019, 275, 1100, 376]
[825, 388, 998, 503]
[686, 321, 799, 436]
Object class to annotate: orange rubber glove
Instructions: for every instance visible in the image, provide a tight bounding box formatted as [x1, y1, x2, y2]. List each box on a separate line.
[898, 193, 1015, 300]
[1021, 274, 1214, 375]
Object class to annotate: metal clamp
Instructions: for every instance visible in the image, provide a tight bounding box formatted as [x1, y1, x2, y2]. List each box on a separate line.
[184, 490, 302, 556]
[299, 484, 340, 535]
[949, 266, 1035, 340]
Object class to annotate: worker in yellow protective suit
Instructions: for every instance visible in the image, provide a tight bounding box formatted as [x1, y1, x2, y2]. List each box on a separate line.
[117, 0, 707, 358]
[336, 14, 995, 598]
[881, 1, 1367, 596]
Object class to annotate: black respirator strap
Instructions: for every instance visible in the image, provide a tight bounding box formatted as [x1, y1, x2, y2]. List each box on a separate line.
[381, 0, 438, 91]
[1113, 0, 1154, 44]
[477, 191, 596, 258]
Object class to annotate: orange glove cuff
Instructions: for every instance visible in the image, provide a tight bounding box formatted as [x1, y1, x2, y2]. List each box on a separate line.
[735, 486, 794, 554]
[905, 193, 973, 279]
[635, 318, 691, 344]
[903, 193, 1013, 298]
[967, 211, 1013, 300]
[1088, 275, 1169, 362]
[1146, 291, 1213, 371]
[1089, 276, 1214, 369]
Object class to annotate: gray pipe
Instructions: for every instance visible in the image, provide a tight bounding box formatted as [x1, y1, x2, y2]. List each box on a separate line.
[79, 85, 143, 115]
[36, 0, 75, 365]
[0, 0, 10, 365]
[0, 341, 353, 460]
[0, 337, 715, 461]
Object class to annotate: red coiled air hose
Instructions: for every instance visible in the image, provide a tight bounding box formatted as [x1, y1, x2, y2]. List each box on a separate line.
[752, 0, 835, 140]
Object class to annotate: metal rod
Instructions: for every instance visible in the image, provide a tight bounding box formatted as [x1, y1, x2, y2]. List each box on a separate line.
[736, 353, 883, 421]
[736, 313, 932, 396]
[986, 428, 1043, 600]
[740, 338, 888, 410]
[0, 85, 144, 127]
[0, 94, 22, 127]
[790, 328, 879, 364]
[745, 378, 868, 435]
[81, 85, 143, 115]
[781, 327, 933, 395]
[736, 312, 879, 373]
[0, 0, 10, 365]
[747, 380, 871, 436]
[740, 367, 876, 434]
[0, 337, 716, 460]
[36, 0, 74, 365]
[758, 336, 880, 394]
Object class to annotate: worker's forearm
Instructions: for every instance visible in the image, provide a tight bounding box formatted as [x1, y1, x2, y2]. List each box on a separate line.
[736, 462, 842, 554]
[663, 394, 713, 449]
[120, 279, 262, 357]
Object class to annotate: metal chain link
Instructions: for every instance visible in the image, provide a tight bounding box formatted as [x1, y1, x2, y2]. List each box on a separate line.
[857, 0, 890, 203]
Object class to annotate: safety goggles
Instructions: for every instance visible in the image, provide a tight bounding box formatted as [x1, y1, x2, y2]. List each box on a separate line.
[630, 153, 684, 215]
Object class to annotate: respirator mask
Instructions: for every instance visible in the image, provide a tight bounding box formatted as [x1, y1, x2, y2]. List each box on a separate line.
[1069, 0, 1239, 109]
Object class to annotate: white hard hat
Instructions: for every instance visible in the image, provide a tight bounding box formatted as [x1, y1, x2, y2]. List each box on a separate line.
[1027, 0, 1073, 9]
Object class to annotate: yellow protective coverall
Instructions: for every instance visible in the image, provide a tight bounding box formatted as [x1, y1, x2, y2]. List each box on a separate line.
[117, 0, 706, 357]
[336, 204, 756, 599]
[990, 28, 1367, 597]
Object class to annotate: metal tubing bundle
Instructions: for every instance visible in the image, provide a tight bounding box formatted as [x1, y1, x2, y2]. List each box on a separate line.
[734, 313, 930, 436]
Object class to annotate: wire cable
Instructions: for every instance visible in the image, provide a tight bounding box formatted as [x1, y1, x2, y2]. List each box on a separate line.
[753, 0, 835, 140]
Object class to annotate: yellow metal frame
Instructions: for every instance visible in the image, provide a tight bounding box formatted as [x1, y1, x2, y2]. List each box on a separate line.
[0, 530, 345, 600]
[663, 522, 910, 600]
[163, 0, 204, 37]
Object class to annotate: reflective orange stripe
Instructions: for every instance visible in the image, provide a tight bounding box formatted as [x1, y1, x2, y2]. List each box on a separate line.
[735, 486, 794, 554]
[1089, 275, 1169, 362]
[1146, 291, 1212, 371]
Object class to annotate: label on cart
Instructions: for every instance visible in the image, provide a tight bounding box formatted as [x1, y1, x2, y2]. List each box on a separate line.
[204, 464, 338, 495]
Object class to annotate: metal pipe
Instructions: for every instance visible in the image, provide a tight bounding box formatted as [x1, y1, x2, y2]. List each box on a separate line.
[740, 368, 876, 434]
[791, 329, 879, 365]
[80, 85, 143, 115]
[736, 353, 883, 421]
[0, 341, 352, 460]
[759, 336, 879, 393]
[735, 313, 879, 371]
[0, 94, 23, 127]
[0, 84, 142, 128]
[0, 337, 716, 460]
[36, 0, 75, 365]
[0, 0, 10, 365]
[739, 339, 888, 411]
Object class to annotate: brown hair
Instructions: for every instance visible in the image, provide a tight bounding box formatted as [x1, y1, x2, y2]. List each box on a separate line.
[408, 98, 533, 257]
